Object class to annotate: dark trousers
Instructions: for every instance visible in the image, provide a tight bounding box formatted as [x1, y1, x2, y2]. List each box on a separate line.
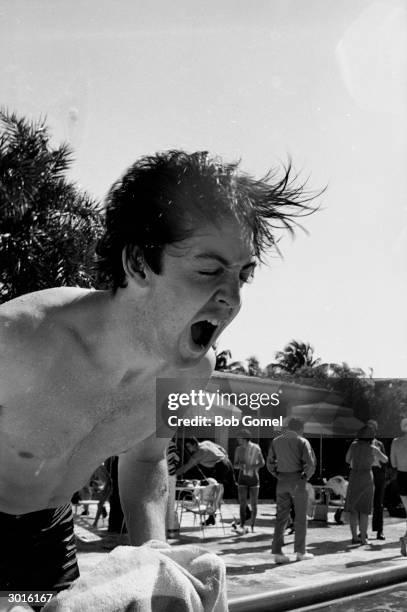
[213, 458, 237, 488]
[272, 473, 308, 555]
[372, 466, 386, 533]
[201, 457, 237, 499]
[0, 504, 79, 593]
[107, 456, 126, 533]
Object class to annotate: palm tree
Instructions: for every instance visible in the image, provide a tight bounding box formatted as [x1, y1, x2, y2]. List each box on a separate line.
[214, 349, 249, 375]
[0, 110, 103, 302]
[215, 349, 232, 371]
[273, 340, 320, 374]
[247, 355, 262, 377]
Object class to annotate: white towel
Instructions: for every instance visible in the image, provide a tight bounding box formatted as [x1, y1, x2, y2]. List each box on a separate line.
[325, 476, 348, 498]
[43, 541, 227, 612]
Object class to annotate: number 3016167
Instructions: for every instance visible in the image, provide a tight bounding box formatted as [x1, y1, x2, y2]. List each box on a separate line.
[5, 591, 55, 604]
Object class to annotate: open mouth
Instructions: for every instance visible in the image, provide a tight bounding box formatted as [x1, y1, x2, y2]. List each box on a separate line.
[190, 319, 219, 349]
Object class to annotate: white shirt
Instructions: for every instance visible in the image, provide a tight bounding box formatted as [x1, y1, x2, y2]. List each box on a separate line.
[391, 436, 407, 471]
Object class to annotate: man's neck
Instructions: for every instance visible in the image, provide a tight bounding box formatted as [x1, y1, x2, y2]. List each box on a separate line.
[284, 430, 299, 438]
[63, 289, 165, 383]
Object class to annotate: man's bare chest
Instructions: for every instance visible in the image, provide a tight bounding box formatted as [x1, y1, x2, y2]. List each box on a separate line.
[2, 364, 157, 462]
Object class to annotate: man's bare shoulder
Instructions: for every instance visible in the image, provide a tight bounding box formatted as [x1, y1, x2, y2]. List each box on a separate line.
[0, 287, 93, 364]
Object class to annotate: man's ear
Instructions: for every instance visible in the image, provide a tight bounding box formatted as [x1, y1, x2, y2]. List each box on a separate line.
[122, 246, 149, 287]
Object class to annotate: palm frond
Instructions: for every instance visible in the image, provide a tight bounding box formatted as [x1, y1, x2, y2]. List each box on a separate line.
[0, 109, 103, 301]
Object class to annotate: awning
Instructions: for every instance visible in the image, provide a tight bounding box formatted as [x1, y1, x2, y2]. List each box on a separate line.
[287, 402, 364, 477]
[288, 403, 364, 437]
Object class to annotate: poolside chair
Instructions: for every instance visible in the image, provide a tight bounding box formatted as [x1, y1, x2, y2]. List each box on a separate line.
[179, 481, 226, 537]
[325, 475, 349, 524]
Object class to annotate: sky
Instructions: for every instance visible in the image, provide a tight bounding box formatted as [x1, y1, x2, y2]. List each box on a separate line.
[1, 0, 406, 377]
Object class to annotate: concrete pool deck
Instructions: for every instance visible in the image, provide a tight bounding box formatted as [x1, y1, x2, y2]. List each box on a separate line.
[75, 503, 407, 610]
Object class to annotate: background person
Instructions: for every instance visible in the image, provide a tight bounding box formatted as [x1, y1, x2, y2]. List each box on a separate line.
[176, 438, 236, 525]
[345, 425, 387, 545]
[234, 429, 265, 533]
[91, 463, 112, 528]
[367, 419, 388, 540]
[267, 418, 316, 564]
[71, 485, 92, 516]
[390, 418, 407, 555]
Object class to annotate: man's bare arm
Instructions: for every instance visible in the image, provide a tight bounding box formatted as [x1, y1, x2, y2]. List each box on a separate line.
[120, 352, 215, 543]
[119, 435, 170, 546]
[256, 448, 265, 469]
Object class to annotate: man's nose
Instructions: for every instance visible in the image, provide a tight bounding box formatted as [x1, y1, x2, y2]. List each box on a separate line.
[215, 278, 242, 312]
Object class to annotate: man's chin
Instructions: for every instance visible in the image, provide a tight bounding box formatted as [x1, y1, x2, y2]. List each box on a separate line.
[175, 339, 214, 370]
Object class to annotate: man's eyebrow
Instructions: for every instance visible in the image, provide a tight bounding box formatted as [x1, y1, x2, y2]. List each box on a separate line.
[194, 253, 256, 269]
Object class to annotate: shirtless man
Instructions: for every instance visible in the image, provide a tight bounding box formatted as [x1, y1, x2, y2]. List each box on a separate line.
[0, 150, 315, 592]
[234, 430, 265, 533]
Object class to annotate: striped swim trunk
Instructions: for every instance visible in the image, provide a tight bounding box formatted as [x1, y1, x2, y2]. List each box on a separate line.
[0, 503, 79, 594]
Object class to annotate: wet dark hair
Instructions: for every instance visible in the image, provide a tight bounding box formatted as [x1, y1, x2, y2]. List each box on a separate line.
[96, 150, 321, 290]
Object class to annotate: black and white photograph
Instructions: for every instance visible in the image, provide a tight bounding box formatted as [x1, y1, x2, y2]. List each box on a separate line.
[1, 1, 406, 611]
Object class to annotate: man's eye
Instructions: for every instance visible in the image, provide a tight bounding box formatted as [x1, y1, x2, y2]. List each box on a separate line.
[240, 270, 255, 284]
[198, 269, 221, 276]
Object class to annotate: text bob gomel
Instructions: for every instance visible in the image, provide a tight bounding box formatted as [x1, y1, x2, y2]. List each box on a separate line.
[167, 414, 283, 428]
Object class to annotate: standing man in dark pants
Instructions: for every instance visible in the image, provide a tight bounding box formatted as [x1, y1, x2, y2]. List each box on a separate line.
[267, 418, 316, 563]
[368, 420, 388, 539]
